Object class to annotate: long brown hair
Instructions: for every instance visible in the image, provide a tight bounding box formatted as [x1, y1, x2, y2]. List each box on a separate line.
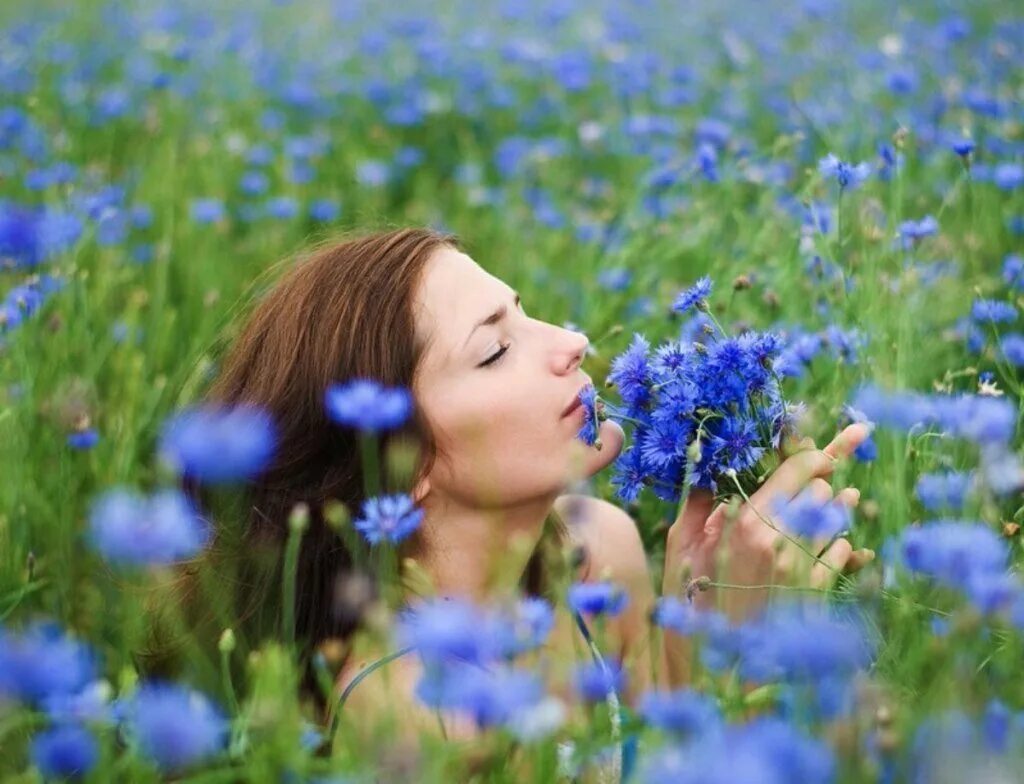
[152, 226, 576, 703]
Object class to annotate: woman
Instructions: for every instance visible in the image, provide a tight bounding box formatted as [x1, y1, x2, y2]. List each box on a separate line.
[201, 225, 872, 750]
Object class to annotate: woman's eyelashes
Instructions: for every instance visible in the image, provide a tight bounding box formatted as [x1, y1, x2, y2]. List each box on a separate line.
[479, 342, 510, 368]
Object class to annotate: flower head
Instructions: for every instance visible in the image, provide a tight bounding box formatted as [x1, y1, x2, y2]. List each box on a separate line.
[0, 622, 97, 705]
[818, 153, 871, 190]
[353, 493, 424, 545]
[671, 276, 713, 314]
[158, 404, 277, 484]
[88, 487, 211, 567]
[120, 682, 227, 773]
[325, 379, 413, 432]
[30, 724, 98, 781]
[567, 580, 629, 617]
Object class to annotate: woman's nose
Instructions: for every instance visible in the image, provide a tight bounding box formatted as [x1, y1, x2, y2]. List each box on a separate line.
[559, 328, 589, 373]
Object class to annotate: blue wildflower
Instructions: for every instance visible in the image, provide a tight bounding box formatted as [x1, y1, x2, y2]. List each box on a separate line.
[771, 488, 851, 539]
[67, 428, 99, 450]
[416, 663, 545, 729]
[609, 446, 648, 504]
[818, 153, 870, 190]
[915, 471, 974, 511]
[30, 724, 98, 780]
[353, 493, 424, 545]
[567, 581, 628, 617]
[309, 199, 340, 222]
[900, 521, 1008, 593]
[596, 267, 632, 292]
[607, 334, 652, 410]
[671, 276, 713, 314]
[952, 138, 975, 157]
[120, 682, 227, 773]
[651, 597, 728, 637]
[638, 689, 721, 736]
[572, 660, 626, 703]
[575, 383, 601, 447]
[504, 598, 555, 656]
[1002, 254, 1024, 290]
[0, 622, 97, 705]
[898, 215, 939, 247]
[158, 404, 277, 484]
[708, 416, 764, 476]
[265, 195, 299, 220]
[972, 299, 1017, 324]
[396, 598, 491, 665]
[325, 379, 413, 432]
[88, 487, 211, 567]
[994, 162, 1023, 190]
[189, 198, 225, 224]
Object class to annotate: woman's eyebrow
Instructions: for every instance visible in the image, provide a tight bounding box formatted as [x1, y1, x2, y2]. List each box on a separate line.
[462, 290, 520, 350]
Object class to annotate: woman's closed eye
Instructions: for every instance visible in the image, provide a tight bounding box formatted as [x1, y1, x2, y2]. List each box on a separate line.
[479, 342, 510, 368]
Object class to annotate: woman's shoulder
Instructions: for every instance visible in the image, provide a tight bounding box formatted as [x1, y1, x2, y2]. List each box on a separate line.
[553, 493, 650, 586]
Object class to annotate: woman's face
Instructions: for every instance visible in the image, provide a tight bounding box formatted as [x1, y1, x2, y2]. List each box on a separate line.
[411, 246, 624, 509]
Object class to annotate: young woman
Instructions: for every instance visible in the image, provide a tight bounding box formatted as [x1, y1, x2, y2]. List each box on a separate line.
[201, 225, 872, 750]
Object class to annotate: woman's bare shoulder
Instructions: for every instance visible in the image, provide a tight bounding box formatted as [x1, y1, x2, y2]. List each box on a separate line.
[553, 494, 650, 586]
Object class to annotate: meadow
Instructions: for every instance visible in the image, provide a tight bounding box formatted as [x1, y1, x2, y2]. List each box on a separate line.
[1, 0, 1023, 781]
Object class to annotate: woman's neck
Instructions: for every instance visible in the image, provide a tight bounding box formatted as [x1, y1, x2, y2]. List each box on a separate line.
[402, 492, 559, 603]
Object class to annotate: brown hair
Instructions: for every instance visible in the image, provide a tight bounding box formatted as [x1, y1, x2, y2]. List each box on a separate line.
[153, 226, 576, 705]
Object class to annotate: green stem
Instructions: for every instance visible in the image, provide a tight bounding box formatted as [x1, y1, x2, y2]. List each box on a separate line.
[360, 433, 381, 498]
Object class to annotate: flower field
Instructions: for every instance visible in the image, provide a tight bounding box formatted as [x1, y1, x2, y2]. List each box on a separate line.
[1, 0, 1023, 781]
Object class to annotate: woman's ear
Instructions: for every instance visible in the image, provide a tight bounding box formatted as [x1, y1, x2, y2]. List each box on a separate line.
[411, 475, 431, 506]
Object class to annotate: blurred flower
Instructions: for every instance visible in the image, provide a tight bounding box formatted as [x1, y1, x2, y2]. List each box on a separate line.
[188, 198, 225, 224]
[914, 471, 974, 511]
[672, 276, 713, 314]
[88, 487, 211, 566]
[353, 493, 424, 545]
[638, 688, 721, 736]
[771, 488, 851, 539]
[158, 404, 277, 484]
[572, 659, 626, 703]
[30, 724, 98, 781]
[415, 662, 545, 729]
[0, 622, 97, 705]
[309, 198, 340, 222]
[818, 153, 870, 190]
[972, 299, 1017, 324]
[67, 428, 99, 450]
[1002, 254, 1024, 290]
[120, 681, 227, 773]
[951, 138, 975, 157]
[567, 581, 628, 617]
[898, 215, 939, 248]
[325, 379, 413, 432]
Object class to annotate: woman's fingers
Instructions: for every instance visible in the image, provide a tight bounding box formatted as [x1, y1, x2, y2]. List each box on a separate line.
[750, 448, 835, 506]
[823, 423, 871, 460]
[809, 538, 853, 588]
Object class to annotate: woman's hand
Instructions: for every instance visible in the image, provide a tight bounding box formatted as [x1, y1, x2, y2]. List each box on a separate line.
[662, 423, 875, 624]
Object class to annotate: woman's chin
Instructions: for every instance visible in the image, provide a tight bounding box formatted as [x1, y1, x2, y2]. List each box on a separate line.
[565, 418, 625, 482]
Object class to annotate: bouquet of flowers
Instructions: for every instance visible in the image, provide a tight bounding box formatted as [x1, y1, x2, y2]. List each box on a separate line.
[575, 276, 802, 506]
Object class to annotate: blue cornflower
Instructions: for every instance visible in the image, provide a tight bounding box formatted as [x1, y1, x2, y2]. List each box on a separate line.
[0, 622, 97, 705]
[671, 276, 713, 314]
[1002, 254, 1024, 290]
[609, 446, 648, 504]
[30, 724, 98, 780]
[596, 267, 632, 292]
[638, 717, 835, 784]
[189, 198, 225, 224]
[353, 493, 424, 545]
[900, 521, 1008, 591]
[42, 680, 114, 725]
[415, 663, 544, 729]
[736, 602, 874, 683]
[325, 379, 413, 432]
[264, 195, 299, 220]
[503, 597, 555, 656]
[818, 153, 871, 190]
[120, 682, 227, 773]
[606, 334, 652, 410]
[396, 597, 492, 665]
[898, 215, 939, 247]
[638, 688, 721, 736]
[994, 162, 1023, 190]
[572, 660, 626, 703]
[309, 198, 340, 222]
[88, 487, 211, 567]
[952, 139, 976, 157]
[638, 418, 690, 469]
[67, 428, 99, 450]
[771, 488, 851, 540]
[158, 404, 277, 484]
[972, 298, 1017, 324]
[567, 580, 628, 617]
[239, 171, 269, 196]
[915, 471, 974, 511]
[651, 597, 728, 637]
[708, 416, 764, 476]
[575, 383, 601, 447]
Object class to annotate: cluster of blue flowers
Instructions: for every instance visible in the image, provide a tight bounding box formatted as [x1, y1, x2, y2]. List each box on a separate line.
[598, 276, 797, 502]
[0, 622, 226, 777]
